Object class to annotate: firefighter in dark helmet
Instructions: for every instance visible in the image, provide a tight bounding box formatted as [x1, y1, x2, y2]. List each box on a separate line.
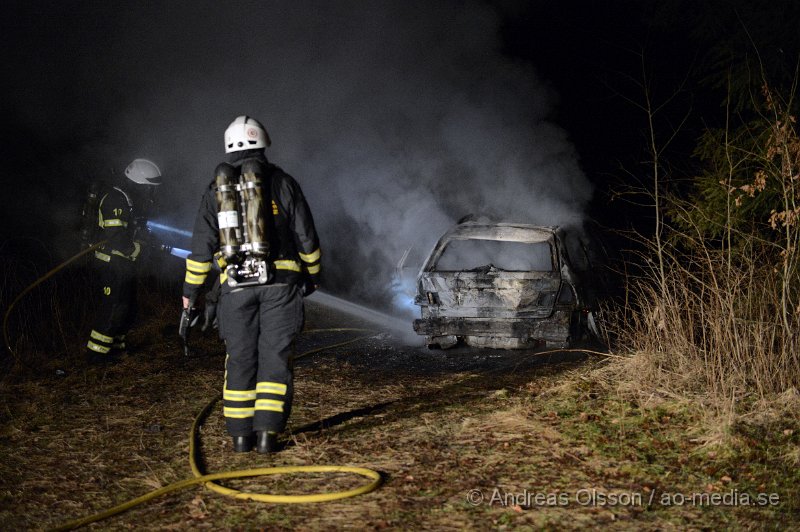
[182, 116, 321, 453]
[84, 158, 163, 364]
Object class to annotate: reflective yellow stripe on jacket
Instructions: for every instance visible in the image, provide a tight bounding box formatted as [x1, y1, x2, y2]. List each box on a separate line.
[274, 260, 301, 272]
[299, 248, 321, 275]
[214, 253, 228, 285]
[299, 249, 321, 263]
[95, 241, 141, 262]
[185, 258, 211, 285]
[102, 219, 128, 228]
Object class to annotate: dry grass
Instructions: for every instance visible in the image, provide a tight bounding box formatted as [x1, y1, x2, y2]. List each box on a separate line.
[0, 247, 798, 529]
[616, 253, 799, 394]
[603, 81, 800, 460]
[1, 292, 797, 530]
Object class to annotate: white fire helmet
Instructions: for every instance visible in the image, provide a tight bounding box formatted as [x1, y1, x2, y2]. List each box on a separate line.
[124, 158, 162, 185]
[224, 115, 271, 153]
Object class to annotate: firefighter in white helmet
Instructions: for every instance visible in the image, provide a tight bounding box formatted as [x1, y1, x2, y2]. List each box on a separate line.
[83, 158, 163, 365]
[182, 116, 321, 453]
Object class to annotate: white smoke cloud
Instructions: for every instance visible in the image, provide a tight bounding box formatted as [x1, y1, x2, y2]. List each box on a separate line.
[7, 0, 592, 316]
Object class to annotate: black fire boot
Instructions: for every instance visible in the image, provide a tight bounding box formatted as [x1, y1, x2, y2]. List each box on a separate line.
[256, 431, 279, 454]
[232, 434, 254, 452]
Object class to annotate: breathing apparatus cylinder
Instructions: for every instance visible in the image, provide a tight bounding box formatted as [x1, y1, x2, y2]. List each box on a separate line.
[79, 182, 101, 246]
[214, 159, 272, 287]
[214, 163, 241, 258]
[240, 158, 269, 257]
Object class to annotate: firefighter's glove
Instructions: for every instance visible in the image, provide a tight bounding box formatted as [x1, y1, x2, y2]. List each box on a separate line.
[201, 303, 218, 332]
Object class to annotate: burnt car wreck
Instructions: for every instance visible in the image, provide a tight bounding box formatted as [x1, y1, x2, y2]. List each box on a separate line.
[413, 219, 610, 350]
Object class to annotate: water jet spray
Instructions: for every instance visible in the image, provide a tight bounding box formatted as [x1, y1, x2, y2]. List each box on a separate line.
[306, 291, 418, 344]
[147, 221, 193, 239]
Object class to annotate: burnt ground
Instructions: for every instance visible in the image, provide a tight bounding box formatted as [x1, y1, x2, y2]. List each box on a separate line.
[0, 298, 797, 530]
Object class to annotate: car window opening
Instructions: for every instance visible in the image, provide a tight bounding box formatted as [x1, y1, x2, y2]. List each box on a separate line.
[433, 239, 554, 272]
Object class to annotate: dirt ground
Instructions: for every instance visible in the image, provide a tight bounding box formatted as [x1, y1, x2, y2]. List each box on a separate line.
[0, 298, 798, 530]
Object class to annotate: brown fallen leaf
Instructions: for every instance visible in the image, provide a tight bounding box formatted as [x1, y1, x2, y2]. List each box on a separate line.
[188, 495, 208, 519]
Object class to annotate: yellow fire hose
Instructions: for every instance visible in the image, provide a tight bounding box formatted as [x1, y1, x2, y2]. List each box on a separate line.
[1, 253, 383, 529]
[3, 241, 107, 361]
[49, 330, 382, 531]
[48, 332, 382, 531]
[6, 248, 617, 530]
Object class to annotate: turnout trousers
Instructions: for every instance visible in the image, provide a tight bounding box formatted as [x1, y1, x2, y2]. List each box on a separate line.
[219, 283, 304, 437]
[86, 258, 137, 357]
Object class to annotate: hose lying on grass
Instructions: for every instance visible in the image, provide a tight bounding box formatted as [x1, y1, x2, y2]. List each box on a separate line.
[3, 250, 382, 529]
[51, 330, 382, 531]
[2, 241, 107, 362]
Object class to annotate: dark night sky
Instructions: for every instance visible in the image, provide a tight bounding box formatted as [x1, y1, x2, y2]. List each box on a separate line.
[1, 1, 798, 309]
[0, 2, 684, 226]
[499, 2, 704, 197]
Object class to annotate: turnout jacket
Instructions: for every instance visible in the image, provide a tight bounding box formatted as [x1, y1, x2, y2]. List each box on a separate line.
[183, 155, 321, 300]
[94, 186, 142, 264]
